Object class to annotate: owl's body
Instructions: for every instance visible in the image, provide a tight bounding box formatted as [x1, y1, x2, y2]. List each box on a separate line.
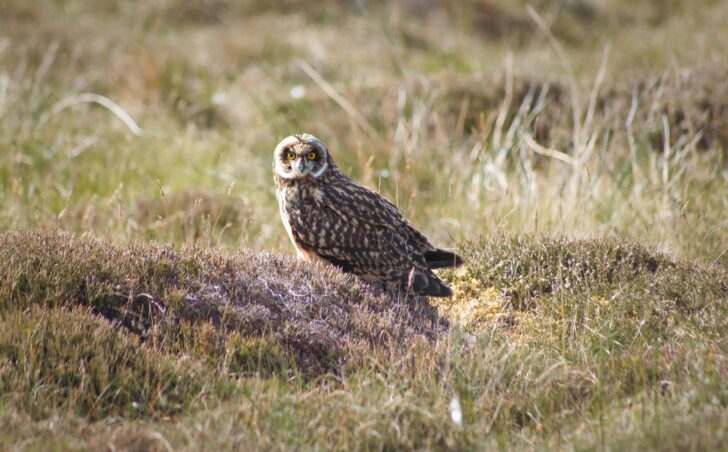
[273, 134, 463, 297]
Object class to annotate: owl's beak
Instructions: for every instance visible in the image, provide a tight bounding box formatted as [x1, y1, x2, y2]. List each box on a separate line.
[295, 158, 307, 174]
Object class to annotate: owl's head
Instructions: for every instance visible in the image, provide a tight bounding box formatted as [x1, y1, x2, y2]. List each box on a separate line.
[273, 133, 331, 180]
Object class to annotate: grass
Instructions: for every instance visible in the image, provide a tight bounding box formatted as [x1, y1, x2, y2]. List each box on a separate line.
[0, 231, 725, 449]
[1, 0, 727, 449]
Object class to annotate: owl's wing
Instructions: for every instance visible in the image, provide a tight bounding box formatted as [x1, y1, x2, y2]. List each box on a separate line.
[321, 180, 435, 253]
[287, 181, 456, 296]
[285, 186, 422, 280]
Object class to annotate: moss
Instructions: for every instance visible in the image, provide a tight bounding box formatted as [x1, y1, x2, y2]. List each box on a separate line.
[439, 235, 727, 350]
[458, 235, 675, 306]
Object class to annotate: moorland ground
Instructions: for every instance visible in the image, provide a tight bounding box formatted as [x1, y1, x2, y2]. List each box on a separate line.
[1, 0, 727, 449]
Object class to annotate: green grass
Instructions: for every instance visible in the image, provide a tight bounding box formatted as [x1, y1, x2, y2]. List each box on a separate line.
[1, 0, 727, 449]
[0, 231, 725, 449]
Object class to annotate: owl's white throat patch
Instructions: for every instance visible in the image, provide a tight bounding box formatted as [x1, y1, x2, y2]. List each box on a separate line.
[275, 159, 328, 179]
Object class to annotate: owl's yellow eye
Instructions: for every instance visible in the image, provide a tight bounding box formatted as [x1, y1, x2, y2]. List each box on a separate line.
[286, 152, 296, 161]
[307, 152, 317, 160]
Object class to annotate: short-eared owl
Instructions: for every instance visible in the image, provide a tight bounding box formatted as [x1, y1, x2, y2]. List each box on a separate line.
[273, 133, 463, 297]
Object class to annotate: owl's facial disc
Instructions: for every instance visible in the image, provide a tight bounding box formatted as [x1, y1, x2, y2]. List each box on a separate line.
[274, 134, 329, 180]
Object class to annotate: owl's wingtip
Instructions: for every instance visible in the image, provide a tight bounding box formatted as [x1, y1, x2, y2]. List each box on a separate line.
[424, 248, 465, 269]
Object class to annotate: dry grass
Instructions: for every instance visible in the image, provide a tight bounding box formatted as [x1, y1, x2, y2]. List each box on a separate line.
[1, 230, 726, 449]
[1, 0, 727, 449]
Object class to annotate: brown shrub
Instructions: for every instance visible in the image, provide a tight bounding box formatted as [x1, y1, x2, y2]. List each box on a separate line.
[0, 230, 447, 377]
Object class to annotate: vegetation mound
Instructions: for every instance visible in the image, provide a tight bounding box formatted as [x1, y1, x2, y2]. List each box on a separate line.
[0, 230, 444, 381]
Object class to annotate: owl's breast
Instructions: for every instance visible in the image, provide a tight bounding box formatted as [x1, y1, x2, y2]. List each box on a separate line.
[278, 184, 323, 215]
[276, 184, 327, 261]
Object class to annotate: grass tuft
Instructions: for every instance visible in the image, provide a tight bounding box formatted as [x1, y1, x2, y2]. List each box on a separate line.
[0, 305, 229, 421]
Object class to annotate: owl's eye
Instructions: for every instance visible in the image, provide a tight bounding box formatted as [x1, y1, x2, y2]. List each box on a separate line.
[286, 151, 296, 161]
[307, 152, 317, 160]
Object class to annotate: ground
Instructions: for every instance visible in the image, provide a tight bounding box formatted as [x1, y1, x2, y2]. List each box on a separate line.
[0, 0, 727, 450]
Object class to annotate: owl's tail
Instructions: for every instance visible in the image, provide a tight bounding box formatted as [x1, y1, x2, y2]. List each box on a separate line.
[424, 248, 464, 269]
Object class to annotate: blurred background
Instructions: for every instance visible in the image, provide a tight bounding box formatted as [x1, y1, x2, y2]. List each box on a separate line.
[1, 0, 726, 264]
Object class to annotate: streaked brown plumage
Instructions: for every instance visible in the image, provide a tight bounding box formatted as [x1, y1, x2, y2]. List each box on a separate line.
[273, 133, 463, 297]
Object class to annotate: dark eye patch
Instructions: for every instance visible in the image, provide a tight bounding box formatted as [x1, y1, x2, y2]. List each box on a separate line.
[281, 148, 295, 162]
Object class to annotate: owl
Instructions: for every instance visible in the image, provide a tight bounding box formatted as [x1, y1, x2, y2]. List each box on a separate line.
[273, 133, 463, 297]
